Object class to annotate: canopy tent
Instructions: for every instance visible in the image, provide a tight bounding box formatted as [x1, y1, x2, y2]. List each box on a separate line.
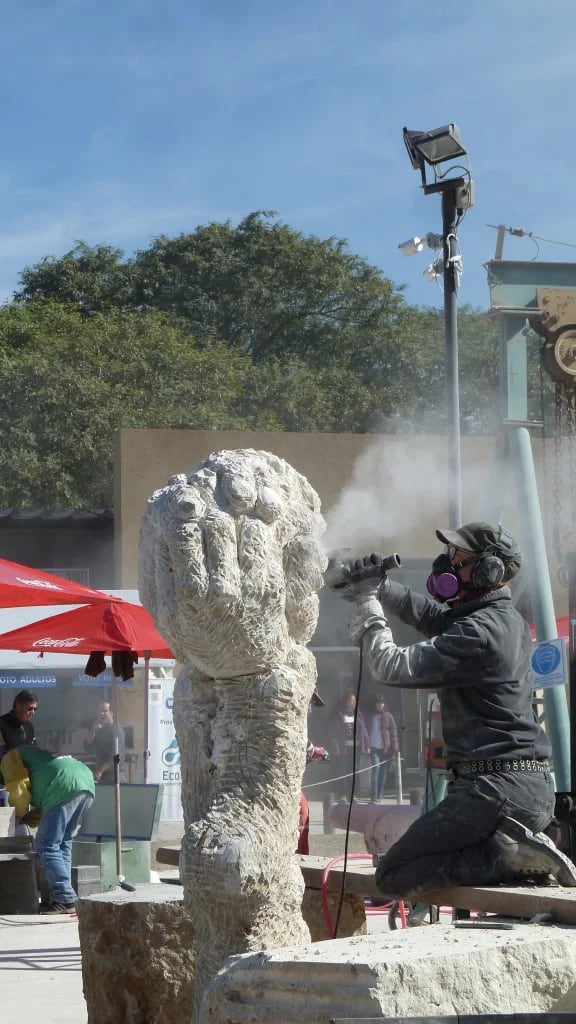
[0, 597, 173, 776]
[0, 557, 119, 607]
[0, 596, 174, 889]
[0, 590, 174, 670]
[0, 600, 173, 658]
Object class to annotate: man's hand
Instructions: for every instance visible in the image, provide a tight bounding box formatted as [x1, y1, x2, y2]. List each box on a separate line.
[348, 553, 389, 586]
[18, 808, 41, 827]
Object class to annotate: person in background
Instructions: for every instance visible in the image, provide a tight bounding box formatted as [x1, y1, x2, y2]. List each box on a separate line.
[0, 690, 38, 750]
[327, 690, 369, 801]
[0, 745, 95, 914]
[85, 701, 126, 783]
[297, 686, 330, 855]
[367, 694, 398, 802]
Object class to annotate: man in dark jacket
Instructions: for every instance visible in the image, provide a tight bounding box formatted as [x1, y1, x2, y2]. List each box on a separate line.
[0, 689, 38, 750]
[348, 521, 576, 902]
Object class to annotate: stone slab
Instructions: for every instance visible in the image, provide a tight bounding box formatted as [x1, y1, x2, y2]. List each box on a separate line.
[199, 923, 576, 1023]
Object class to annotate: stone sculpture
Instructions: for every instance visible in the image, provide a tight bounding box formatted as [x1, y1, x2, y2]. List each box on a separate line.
[139, 448, 326, 1019]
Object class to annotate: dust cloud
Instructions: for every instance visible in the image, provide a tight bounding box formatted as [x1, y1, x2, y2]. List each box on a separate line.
[322, 436, 498, 557]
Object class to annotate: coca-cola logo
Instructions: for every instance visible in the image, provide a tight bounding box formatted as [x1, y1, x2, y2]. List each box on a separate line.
[32, 637, 85, 648]
[16, 577, 61, 590]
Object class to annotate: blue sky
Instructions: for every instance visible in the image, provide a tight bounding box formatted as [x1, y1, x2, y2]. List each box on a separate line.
[1, 0, 575, 310]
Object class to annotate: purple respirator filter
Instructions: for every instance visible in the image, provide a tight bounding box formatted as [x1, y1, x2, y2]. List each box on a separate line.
[426, 571, 460, 599]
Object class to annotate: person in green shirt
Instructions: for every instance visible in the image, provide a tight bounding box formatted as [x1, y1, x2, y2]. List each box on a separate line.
[0, 745, 95, 914]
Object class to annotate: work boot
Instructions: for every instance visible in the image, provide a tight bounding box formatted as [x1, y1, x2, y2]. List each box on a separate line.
[493, 816, 576, 886]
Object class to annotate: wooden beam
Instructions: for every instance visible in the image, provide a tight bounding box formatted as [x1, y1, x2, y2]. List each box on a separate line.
[157, 848, 576, 925]
[423, 884, 576, 925]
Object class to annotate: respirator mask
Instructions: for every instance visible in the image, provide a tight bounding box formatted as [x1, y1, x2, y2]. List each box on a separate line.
[426, 543, 509, 601]
[425, 552, 463, 601]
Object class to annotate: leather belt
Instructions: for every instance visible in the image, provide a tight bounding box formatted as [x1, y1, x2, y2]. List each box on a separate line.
[451, 758, 550, 776]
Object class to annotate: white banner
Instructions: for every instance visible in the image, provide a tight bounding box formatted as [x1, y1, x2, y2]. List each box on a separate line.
[147, 674, 183, 822]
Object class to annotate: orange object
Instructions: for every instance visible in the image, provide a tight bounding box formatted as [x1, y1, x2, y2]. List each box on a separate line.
[421, 742, 446, 769]
[297, 792, 310, 855]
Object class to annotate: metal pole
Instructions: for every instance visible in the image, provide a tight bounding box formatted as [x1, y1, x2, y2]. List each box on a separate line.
[442, 187, 462, 528]
[568, 551, 576, 798]
[510, 427, 571, 791]
[110, 673, 123, 880]
[143, 653, 150, 784]
[394, 750, 403, 805]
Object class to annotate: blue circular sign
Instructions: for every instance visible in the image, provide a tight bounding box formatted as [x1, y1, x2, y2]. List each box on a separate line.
[532, 643, 561, 675]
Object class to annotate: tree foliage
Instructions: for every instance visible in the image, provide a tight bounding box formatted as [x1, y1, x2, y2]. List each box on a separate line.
[6, 213, 516, 507]
[0, 302, 258, 506]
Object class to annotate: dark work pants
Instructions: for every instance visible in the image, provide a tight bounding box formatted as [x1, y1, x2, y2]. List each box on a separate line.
[376, 769, 556, 899]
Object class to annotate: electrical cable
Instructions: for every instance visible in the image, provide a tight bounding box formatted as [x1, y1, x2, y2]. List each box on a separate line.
[531, 232, 576, 250]
[423, 696, 441, 812]
[332, 645, 364, 939]
[434, 163, 471, 183]
[487, 223, 576, 258]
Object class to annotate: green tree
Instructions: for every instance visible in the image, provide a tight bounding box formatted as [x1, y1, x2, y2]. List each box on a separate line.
[12, 213, 510, 442]
[15, 212, 412, 367]
[15, 241, 133, 314]
[0, 301, 259, 507]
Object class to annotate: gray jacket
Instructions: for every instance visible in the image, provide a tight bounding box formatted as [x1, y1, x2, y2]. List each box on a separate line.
[349, 581, 550, 766]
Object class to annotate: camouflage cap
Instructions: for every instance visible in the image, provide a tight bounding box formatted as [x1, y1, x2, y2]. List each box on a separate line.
[435, 522, 522, 580]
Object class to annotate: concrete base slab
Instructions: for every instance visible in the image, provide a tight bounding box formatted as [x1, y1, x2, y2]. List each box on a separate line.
[199, 923, 576, 1023]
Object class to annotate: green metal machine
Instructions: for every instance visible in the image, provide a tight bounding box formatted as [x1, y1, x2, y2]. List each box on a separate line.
[72, 782, 164, 890]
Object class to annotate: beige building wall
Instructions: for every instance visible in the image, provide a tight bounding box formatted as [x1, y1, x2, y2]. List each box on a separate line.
[114, 428, 564, 607]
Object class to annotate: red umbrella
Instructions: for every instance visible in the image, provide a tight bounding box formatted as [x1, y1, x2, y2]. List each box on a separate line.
[0, 599, 174, 889]
[0, 598, 173, 777]
[0, 556, 118, 607]
[0, 599, 173, 657]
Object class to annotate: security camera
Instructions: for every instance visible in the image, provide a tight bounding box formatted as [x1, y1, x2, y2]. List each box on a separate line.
[398, 237, 424, 256]
[423, 257, 444, 282]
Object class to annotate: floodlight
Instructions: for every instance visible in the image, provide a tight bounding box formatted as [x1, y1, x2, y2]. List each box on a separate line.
[398, 237, 424, 256]
[403, 124, 467, 170]
[423, 257, 444, 283]
[398, 233, 443, 257]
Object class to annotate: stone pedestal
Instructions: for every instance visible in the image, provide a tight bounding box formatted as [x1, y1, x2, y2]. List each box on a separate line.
[76, 881, 365, 1024]
[77, 885, 195, 1024]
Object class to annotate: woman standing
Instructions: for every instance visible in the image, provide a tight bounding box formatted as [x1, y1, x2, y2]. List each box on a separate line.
[327, 691, 369, 800]
[367, 695, 398, 802]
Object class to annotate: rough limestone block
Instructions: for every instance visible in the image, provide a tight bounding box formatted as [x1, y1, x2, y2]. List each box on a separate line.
[301, 889, 366, 941]
[77, 885, 195, 1024]
[198, 924, 576, 1023]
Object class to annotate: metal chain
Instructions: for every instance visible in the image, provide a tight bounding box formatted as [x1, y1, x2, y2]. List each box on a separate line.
[539, 362, 550, 538]
[553, 381, 564, 567]
[566, 381, 576, 527]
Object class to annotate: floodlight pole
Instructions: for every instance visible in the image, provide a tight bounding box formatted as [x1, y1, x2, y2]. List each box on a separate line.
[442, 185, 462, 528]
[424, 178, 465, 528]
